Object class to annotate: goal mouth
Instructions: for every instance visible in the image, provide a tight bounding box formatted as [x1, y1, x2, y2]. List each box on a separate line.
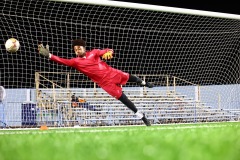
[0, 0, 240, 128]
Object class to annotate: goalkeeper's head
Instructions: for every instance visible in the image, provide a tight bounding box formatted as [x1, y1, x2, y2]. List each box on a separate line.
[72, 39, 86, 57]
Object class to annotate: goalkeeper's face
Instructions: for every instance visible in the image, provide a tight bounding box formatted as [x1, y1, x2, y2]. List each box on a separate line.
[74, 46, 86, 57]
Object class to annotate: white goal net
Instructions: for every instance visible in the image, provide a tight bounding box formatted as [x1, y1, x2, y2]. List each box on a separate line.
[0, 0, 240, 128]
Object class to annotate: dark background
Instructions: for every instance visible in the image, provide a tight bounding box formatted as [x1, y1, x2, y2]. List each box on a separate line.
[0, 0, 240, 88]
[114, 0, 240, 15]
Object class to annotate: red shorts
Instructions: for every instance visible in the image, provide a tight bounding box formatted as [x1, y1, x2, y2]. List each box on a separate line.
[98, 70, 129, 99]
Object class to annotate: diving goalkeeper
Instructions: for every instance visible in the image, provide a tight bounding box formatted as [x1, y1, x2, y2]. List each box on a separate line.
[38, 39, 153, 126]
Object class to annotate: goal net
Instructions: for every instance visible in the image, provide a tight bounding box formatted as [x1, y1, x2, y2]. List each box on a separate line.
[0, 0, 240, 128]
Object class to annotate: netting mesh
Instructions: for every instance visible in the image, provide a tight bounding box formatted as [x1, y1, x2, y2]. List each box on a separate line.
[0, 0, 240, 128]
[1, 0, 240, 88]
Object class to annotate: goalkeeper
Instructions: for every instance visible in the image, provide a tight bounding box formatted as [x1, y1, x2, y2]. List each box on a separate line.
[38, 39, 153, 126]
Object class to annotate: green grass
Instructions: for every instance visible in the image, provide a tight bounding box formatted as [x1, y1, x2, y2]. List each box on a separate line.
[0, 122, 240, 160]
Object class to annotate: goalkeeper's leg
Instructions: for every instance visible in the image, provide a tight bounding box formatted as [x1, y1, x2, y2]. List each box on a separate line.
[118, 92, 151, 126]
[128, 75, 153, 88]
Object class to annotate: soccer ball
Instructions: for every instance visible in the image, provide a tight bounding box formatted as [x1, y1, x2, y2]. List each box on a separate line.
[5, 38, 20, 53]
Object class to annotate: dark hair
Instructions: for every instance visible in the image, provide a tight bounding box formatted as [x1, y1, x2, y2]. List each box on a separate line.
[72, 39, 86, 48]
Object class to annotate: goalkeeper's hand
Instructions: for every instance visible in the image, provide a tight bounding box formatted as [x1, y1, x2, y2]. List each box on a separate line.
[38, 44, 50, 57]
[102, 50, 113, 60]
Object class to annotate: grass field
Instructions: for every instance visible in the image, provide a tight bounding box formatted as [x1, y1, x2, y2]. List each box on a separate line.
[0, 122, 239, 160]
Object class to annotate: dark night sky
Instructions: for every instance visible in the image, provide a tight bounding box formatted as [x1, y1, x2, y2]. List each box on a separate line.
[114, 0, 240, 15]
[0, 0, 240, 88]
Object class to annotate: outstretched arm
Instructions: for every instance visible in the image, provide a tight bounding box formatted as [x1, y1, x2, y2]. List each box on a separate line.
[38, 44, 74, 67]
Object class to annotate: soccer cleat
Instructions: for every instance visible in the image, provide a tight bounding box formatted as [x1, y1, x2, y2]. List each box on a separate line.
[145, 81, 153, 88]
[142, 113, 151, 126]
[140, 81, 154, 88]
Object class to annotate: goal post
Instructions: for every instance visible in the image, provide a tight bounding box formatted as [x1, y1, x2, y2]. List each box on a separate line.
[0, 0, 240, 128]
[52, 0, 240, 20]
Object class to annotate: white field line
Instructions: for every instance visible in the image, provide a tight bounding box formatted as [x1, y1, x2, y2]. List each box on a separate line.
[0, 123, 238, 135]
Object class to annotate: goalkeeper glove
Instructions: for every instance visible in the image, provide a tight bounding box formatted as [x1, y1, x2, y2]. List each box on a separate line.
[102, 50, 113, 60]
[38, 44, 50, 57]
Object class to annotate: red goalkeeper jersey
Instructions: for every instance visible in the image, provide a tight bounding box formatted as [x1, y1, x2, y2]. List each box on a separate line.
[50, 49, 129, 87]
